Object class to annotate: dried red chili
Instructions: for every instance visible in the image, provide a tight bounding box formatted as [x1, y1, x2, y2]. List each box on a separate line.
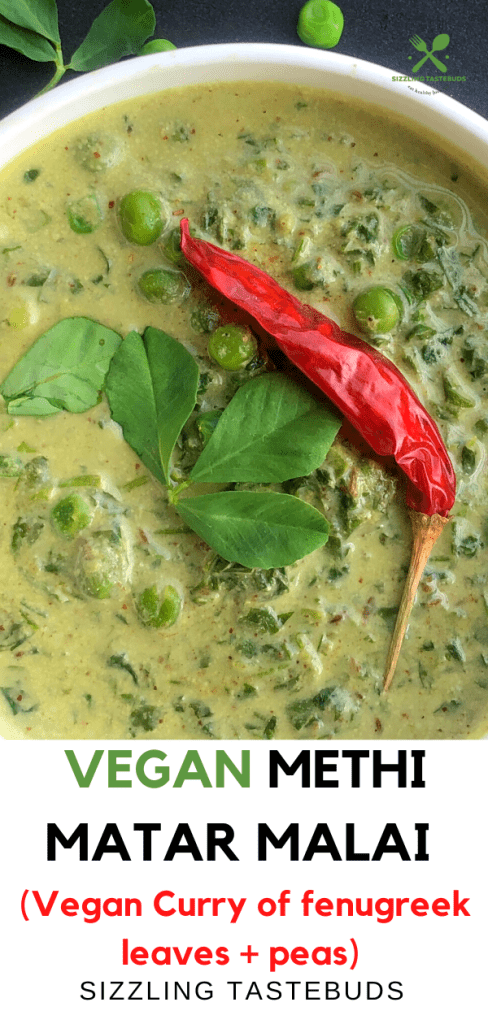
[180, 219, 456, 688]
[181, 220, 454, 516]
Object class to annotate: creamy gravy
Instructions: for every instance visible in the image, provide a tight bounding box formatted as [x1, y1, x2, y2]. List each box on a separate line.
[1, 82, 488, 740]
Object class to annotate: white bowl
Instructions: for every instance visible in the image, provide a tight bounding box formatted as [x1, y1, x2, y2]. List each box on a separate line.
[1, 43, 488, 174]
[0, 43, 487, 741]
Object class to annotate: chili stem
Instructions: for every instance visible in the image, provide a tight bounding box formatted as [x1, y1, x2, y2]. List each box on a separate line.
[383, 510, 448, 691]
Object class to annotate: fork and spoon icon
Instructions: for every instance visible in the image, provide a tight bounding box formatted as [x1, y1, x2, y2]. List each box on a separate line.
[409, 33, 450, 73]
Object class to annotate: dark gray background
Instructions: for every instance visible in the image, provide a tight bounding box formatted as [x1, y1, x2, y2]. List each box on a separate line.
[0, 0, 487, 119]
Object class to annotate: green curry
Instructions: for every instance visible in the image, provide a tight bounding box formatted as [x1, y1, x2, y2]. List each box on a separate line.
[1, 82, 488, 740]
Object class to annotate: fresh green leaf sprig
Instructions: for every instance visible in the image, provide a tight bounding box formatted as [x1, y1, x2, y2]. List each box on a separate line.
[0, 318, 341, 569]
[0, 0, 176, 98]
[105, 328, 341, 568]
[105, 327, 200, 486]
[0, 316, 122, 416]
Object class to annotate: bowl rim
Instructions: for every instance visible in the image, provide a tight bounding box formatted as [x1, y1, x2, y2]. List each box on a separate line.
[1, 42, 488, 172]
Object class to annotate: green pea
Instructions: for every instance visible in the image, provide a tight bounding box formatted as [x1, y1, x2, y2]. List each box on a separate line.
[208, 324, 257, 370]
[352, 286, 402, 334]
[22, 456, 50, 490]
[196, 409, 223, 445]
[0, 454, 23, 477]
[392, 224, 425, 261]
[74, 133, 122, 173]
[190, 304, 220, 334]
[80, 570, 113, 599]
[297, 0, 344, 49]
[118, 190, 163, 245]
[74, 534, 128, 599]
[137, 39, 176, 54]
[13, 458, 51, 506]
[161, 227, 186, 265]
[136, 584, 181, 628]
[138, 267, 190, 304]
[292, 260, 324, 291]
[12, 516, 44, 552]
[172, 124, 191, 143]
[67, 194, 102, 234]
[50, 494, 92, 538]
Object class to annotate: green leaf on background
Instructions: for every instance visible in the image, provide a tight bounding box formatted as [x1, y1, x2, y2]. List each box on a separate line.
[105, 327, 199, 485]
[0, 317, 121, 416]
[177, 491, 330, 568]
[137, 39, 176, 54]
[0, 0, 60, 44]
[69, 0, 156, 72]
[0, 14, 57, 62]
[190, 373, 341, 483]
